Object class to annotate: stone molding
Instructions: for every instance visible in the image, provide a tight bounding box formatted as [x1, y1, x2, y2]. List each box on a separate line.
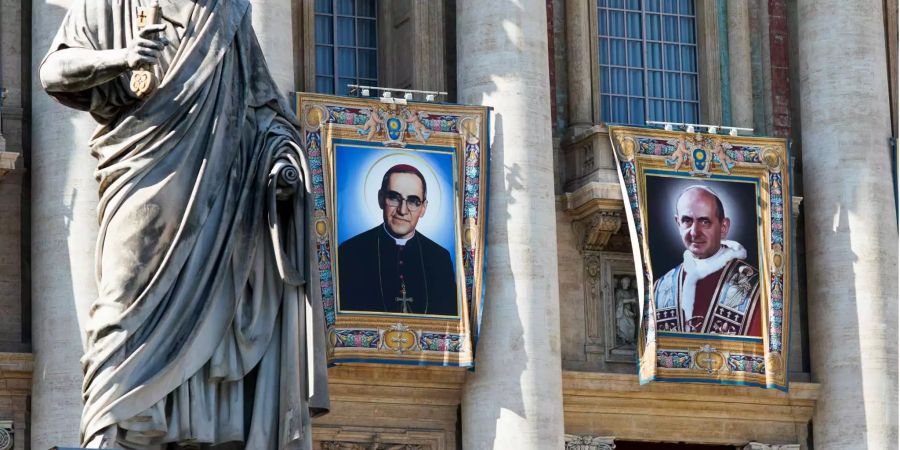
[564, 434, 615, 450]
[563, 371, 818, 445]
[571, 211, 622, 251]
[565, 181, 625, 253]
[315, 365, 462, 449]
[315, 426, 443, 450]
[0, 152, 18, 181]
[743, 443, 800, 450]
[791, 196, 802, 219]
[0, 352, 33, 396]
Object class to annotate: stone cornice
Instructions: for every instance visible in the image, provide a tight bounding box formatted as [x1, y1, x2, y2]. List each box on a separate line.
[563, 181, 625, 251]
[326, 365, 465, 406]
[0, 352, 33, 396]
[563, 371, 817, 420]
[562, 371, 818, 445]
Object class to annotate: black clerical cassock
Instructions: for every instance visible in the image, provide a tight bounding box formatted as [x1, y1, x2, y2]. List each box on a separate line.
[337, 225, 458, 315]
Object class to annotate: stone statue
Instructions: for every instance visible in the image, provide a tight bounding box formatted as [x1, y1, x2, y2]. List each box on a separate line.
[39, 0, 329, 448]
[614, 275, 638, 347]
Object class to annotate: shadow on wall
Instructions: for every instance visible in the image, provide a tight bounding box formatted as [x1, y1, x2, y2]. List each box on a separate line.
[459, 0, 561, 446]
[30, 1, 99, 449]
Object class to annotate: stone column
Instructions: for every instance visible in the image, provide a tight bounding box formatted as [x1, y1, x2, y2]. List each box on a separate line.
[566, 0, 593, 133]
[726, 0, 753, 127]
[250, 0, 295, 93]
[797, 0, 898, 449]
[457, 1, 565, 449]
[30, 1, 101, 448]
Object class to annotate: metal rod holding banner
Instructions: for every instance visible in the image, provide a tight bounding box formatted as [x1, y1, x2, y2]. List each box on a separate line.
[646, 120, 754, 136]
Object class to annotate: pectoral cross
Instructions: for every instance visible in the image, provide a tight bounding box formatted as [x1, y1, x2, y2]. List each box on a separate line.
[395, 282, 414, 313]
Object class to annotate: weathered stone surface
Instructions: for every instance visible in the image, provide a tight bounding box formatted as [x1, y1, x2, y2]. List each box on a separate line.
[457, 1, 565, 448]
[798, 0, 898, 448]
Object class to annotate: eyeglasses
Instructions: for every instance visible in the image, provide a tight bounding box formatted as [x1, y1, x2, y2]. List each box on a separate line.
[383, 191, 425, 211]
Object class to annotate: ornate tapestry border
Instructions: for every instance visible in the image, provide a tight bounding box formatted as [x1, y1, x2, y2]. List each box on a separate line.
[295, 93, 490, 368]
[609, 126, 792, 391]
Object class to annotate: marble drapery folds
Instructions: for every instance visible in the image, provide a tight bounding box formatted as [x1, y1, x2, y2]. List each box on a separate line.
[42, 0, 328, 447]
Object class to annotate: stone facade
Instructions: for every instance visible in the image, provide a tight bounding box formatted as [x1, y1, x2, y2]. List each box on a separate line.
[1, 0, 896, 449]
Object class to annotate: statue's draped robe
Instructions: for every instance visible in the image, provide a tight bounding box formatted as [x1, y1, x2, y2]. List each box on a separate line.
[44, 0, 329, 447]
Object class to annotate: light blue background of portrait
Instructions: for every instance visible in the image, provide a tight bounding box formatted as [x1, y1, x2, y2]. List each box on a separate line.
[335, 143, 457, 269]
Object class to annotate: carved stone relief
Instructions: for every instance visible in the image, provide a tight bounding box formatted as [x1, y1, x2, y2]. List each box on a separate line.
[571, 210, 623, 251]
[743, 443, 800, 450]
[314, 426, 443, 450]
[583, 251, 637, 363]
[321, 443, 425, 450]
[0, 421, 12, 450]
[564, 434, 615, 450]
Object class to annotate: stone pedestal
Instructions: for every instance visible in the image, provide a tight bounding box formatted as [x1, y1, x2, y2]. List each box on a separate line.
[797, 0, 898, 448]
[456, 1, 564, 448]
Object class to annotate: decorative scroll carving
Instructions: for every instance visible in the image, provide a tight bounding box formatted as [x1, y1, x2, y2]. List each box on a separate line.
[571, 210, 622, 251]
[791, 196, 803, 219]
[564, 434, 615, 450]
[0, 425, 11, 450]
[314, 426, 443, 450]
[743, 443, 800, 450]
[322, 442, 425, 450]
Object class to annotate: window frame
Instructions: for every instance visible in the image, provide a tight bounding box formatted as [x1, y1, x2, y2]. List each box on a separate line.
[311, 0, 379, 96]
[582, 0, 722, 130]
[594, 0, 701, 126]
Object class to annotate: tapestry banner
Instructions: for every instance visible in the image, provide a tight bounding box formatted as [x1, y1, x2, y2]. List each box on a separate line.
[609, 126, 791, 390]
[296, 93, 490, 368]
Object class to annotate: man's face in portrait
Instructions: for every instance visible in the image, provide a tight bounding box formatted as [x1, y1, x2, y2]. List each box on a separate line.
[674, 187, 730, 259]
[380, 172, 428, 239]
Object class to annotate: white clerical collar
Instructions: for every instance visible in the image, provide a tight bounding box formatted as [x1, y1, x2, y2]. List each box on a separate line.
[679, 240, 747, 322]
[383, 224, 415, 246]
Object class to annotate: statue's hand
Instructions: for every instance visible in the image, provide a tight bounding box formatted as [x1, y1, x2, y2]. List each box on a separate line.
[123, 24, 168, 69]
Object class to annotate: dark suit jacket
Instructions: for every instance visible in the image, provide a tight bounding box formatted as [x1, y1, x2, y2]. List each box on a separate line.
[337, 225, 458, 315]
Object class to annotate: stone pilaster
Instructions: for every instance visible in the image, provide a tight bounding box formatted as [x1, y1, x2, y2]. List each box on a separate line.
[456, 1, 564, 448]
[565, 0, 593, 134]
[726, 0, 753, 127]
[30, 1, 99, 448]
[797, 0, 898, 448]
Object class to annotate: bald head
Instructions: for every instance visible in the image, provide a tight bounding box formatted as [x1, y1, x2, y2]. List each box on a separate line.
[674, 186, 730, 259]
[676, 186, 725, 221]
